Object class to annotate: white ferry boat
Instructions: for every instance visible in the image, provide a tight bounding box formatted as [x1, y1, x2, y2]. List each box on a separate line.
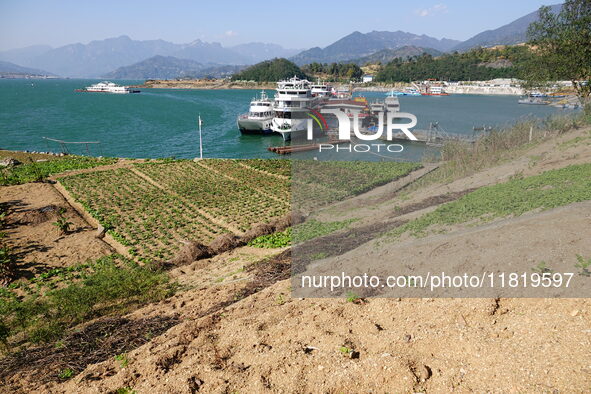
[76, 81, 140, 94]
[237, 90, 274, 134]
[310, 80, 333, 98]
[271, 76, 320, 141]
[404, 87, 422, 96]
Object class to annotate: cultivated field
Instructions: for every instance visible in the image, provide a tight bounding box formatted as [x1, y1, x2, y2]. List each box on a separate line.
[58, 159, 421, 261]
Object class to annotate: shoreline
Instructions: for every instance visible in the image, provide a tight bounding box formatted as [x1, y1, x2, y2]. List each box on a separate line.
[135, 79, 527, 95]
[132, 79, 275, 90]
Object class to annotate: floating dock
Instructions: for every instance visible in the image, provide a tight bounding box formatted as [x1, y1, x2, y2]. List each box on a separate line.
[268, 140, 349, 155]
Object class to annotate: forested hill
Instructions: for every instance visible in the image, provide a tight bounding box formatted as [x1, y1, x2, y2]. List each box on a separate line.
[230, 58, 308, 82]
[375, 46, 535, 82]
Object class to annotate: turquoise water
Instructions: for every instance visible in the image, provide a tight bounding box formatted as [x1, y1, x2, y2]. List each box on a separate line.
[0, 79, 571, 160]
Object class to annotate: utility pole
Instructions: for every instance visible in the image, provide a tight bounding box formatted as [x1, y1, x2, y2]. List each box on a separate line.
[198, 114, 203, 159]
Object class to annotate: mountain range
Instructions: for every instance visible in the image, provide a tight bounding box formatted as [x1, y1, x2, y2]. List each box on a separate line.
[0, 3, 562, 79]
[451, 3, 562, 52]
[290, 31, 459, 65]
[0, 60, 53, 76]
[0, 36, 299, 78]
[103, 56, 246, 80]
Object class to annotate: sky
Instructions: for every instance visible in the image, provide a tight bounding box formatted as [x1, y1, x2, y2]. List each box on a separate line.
[0, 0, 560, 51]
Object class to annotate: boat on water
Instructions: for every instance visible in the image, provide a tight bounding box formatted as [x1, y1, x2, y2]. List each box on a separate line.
[271, 76, 321, 141]
[310, 80, 333, 98]
[404, 87, 422, 96]
[385, 89, 406, 96]
[237, 90, 274, 134]
[422, 86, 449, 96]
[75, 81, 140, 94]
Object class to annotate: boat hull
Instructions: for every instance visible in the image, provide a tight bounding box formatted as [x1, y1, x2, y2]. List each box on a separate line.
[275, 128, 308, 141]
[237, 118, 273, 134]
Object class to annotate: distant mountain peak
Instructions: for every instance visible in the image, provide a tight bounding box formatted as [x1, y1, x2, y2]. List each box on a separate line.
[290, 30, 460, 65]
[452, 3, 562, 51]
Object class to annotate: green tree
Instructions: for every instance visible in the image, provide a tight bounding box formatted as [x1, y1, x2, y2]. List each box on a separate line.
[526, 1, 591, 107]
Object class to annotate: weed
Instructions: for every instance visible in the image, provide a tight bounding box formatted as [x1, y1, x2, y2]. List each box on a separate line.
[575, 255, 591, 277]
[275, 294, 286, 305]
[532, 262, 553, 274]
[114, 353, 129, 368]
[0, 156, 116, 186]
[115, 387, 136, 394]
[293, 219, 358, 244]
[346, 292, 360, 303]
[57, 368, 74, 380]
[310, 252, 328, 260]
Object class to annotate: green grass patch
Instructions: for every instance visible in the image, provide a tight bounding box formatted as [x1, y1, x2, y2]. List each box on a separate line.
[389, 163, 591, 239]
[0, 156, 117, 186]
[293, 218, 358, 244]
[248, 228, 291, 248]
[0, 255, 176, 350]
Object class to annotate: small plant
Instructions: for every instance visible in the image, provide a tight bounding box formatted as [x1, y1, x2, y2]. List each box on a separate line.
[58, 368, 74, 380]
[532, 261, 553, 274]
[52, 208, 73, 236]
[0, 245, 15, 286]
[115, 353, 129, 368]
[340, 346, 352, 354]
[346, 292, 360, 303]
[275, 293, 286, 305]
[575, 255, 591, 277]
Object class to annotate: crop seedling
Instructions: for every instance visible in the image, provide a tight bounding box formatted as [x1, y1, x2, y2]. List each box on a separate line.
[52, 208, 73, 236]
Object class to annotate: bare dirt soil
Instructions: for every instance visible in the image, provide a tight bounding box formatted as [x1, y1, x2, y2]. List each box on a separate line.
[0, 183, 114, 277]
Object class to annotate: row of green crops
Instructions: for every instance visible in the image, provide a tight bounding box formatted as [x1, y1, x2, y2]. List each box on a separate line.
[134, 161, 290, 232]
[292, 161, 422, 210]
[60, 168, 230, 261]
[0, 156, 117, 186]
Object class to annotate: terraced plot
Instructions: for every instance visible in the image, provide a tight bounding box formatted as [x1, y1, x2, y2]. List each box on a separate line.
[292, 161, 422, 211]
[58, 159, 420, 262]
[59, 160, 292, 261]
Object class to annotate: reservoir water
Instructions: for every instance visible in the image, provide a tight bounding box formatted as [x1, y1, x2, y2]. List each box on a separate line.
[0, 79, 571, 160]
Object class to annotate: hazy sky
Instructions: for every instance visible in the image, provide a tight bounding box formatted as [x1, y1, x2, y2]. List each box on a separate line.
[0, 0, 559, 51]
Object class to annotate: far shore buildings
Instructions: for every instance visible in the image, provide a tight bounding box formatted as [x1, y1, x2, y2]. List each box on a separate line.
[362, 75, 374, 83]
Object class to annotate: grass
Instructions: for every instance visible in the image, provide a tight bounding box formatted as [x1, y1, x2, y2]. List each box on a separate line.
[293, 219, 358, 244]
[0, 255, 176, 351]
[412, 112, 591, 189]
[0, 155, 117, 186]
[389, 163, 591, 239]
